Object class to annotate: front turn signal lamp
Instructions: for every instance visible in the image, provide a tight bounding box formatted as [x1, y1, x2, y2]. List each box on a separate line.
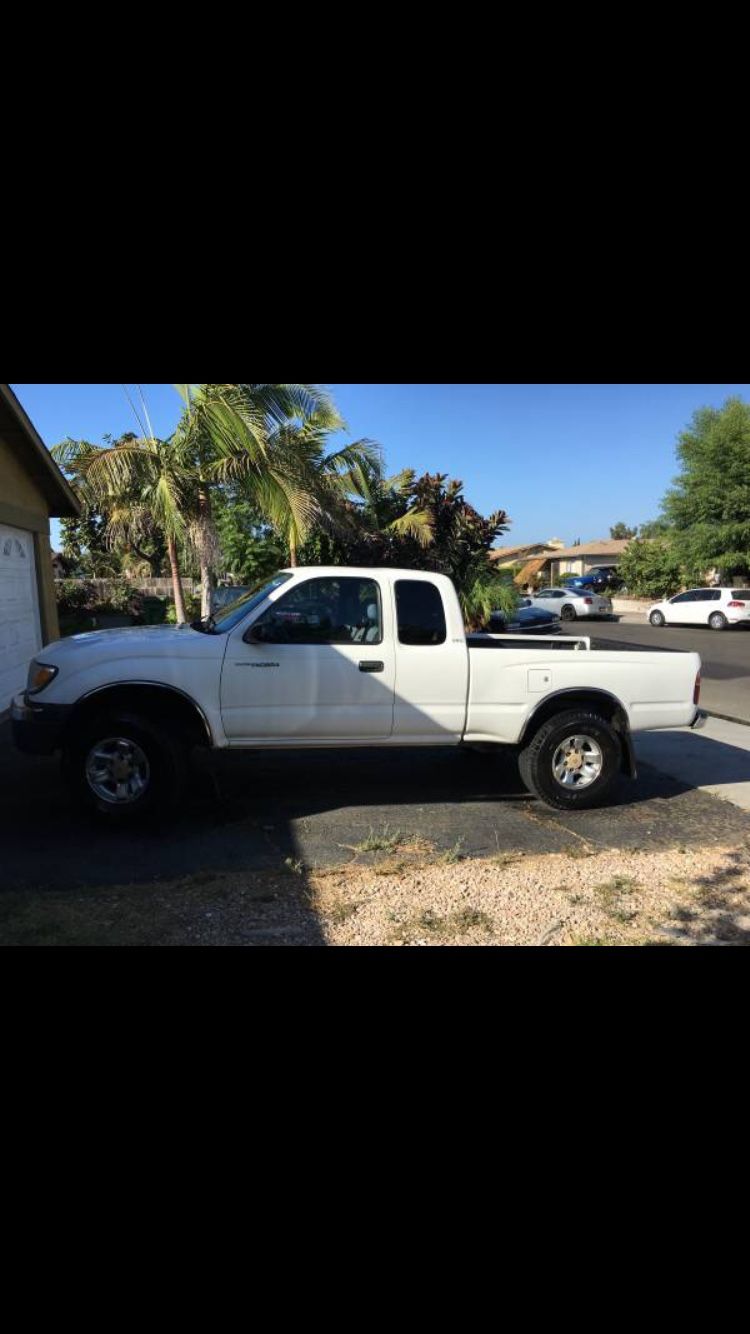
[27, 661, 58, 695]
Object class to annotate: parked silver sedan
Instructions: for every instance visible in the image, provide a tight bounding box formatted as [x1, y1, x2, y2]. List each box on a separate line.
[525, 587, 613, 622]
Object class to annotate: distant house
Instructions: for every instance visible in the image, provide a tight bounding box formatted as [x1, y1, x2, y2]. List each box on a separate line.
[0, 384, 80, 711]
[490, 538, 566, 587]
[547, 538, 631, 583]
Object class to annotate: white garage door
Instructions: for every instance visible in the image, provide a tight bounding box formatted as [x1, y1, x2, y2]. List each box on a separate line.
[0, 524, 42, 708]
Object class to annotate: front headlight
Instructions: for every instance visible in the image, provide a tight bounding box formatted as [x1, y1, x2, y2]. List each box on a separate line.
[27, 661, 58, 695]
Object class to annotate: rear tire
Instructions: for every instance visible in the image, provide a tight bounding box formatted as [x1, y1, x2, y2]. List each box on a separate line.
[560, 604, 577, 622]
[709, 611, 727, 631]
[649, 610, 666, 627]
[63, 712, 187, 821]
[518, 709, 622, 811]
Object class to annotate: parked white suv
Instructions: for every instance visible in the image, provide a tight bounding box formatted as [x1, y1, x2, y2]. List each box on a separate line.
[649, 587, 750, 631]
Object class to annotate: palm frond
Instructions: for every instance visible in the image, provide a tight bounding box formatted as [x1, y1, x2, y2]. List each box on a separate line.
[384, 468, 416, 494]
[151, 472, 187, 538]
[51, 438, 100, 472]
[386, 508, 434, 548]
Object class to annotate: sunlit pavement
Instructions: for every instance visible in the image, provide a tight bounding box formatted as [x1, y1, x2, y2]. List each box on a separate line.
[634, 716, 750, 814]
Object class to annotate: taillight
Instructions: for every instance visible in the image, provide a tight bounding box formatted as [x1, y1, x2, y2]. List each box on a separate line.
[728, 600, 745, 608]
[584, 597, 593, 605]
[694, 671, 701, 704]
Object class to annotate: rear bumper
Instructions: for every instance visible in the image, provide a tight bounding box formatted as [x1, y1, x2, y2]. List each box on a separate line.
[690, 709, 707, 730]
[10, 693, 71, 755]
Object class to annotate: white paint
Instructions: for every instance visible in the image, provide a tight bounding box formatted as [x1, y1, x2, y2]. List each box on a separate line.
[0, 524, 41, 708]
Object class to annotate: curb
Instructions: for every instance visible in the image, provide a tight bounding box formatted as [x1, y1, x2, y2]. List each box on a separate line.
[703, 709, 750, 729]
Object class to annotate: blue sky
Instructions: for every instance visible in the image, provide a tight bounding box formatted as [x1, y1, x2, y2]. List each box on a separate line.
[12, 382, 750, 551]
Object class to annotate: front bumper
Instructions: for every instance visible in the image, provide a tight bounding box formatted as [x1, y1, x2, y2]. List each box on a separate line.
[690, 709, 707, 730]
[11, 692, 72, 755]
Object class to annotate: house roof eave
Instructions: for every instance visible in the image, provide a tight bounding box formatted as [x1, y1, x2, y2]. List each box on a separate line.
[0, 384, 80, 518]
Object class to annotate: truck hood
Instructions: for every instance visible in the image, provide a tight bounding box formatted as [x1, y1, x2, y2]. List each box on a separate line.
[40, 623, 217, 664]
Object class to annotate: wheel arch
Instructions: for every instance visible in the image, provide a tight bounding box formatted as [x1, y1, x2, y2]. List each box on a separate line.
[64, 682, 213, 749]
[519, 688, 636, 777]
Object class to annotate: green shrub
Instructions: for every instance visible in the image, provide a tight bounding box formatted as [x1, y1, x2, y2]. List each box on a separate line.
[166, 596, 200, 624]
[56, 579, 96, 614]
[103, 582, 138, 615]
[138, 596, 168, 625]
[617, 538, 683, 599]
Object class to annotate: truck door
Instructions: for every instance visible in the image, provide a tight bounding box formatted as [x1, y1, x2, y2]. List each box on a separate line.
[391, 578, 468, 740]
[220, 574, 395, 741]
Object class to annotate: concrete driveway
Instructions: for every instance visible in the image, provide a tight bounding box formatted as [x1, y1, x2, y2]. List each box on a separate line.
[2, 719, 750, 896]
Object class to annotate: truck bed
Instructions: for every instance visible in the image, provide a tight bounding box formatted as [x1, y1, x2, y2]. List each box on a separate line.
[467, 633, 680, 653]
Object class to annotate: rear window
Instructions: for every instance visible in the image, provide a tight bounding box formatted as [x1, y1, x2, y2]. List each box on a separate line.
[731, 590, 750, 600]
[395, 580, 447, 645]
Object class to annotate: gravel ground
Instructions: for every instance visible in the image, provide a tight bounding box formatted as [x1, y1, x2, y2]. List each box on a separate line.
[3, 838, 750, 945]
[310, 842, 750, 946]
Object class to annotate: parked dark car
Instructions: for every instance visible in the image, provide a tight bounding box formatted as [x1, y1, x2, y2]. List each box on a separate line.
[562, 566, 624, 593]
[485, 603, 561, 635]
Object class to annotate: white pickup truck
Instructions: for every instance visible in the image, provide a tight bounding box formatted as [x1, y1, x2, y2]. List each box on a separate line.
[11, 566, 705, 819]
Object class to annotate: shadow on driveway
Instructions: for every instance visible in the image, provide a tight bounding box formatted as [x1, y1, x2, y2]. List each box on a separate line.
[2, 722, 750, 915]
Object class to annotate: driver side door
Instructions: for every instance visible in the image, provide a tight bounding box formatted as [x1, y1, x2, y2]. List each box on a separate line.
[220, 575, 396, 742]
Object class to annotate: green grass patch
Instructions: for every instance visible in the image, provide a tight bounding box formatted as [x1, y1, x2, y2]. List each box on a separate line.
[353, 825, 404, 854]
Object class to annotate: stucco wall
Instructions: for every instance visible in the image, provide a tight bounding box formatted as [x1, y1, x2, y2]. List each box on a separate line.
[0, 434, 60, 643]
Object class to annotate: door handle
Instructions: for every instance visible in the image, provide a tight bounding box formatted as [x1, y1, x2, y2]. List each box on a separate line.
[358, 660, 384, 672]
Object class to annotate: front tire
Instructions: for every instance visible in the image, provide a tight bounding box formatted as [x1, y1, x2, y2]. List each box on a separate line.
[63, 712, 186, 820]
[709, 611, 727, 631]
[649, 610, 666, 626]
[518, 709, 622, 810]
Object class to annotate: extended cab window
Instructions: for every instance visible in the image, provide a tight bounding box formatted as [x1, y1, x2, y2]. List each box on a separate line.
[251, 577, 382, 645]
[395, 580, 446, 645]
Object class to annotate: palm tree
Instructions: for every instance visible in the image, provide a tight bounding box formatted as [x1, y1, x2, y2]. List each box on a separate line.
[356, 466, 434, 552]
[52, 433, 191, 623]
[458, 570, 518, 630]
[174, 384, 342, 613]
[216, 408, 383, 567]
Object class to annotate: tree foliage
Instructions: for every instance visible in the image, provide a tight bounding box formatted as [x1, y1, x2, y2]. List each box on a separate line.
[303, 472, 508, 582]
[637, 517, 672, 539]
[663, 397, 750, 578]
[212, 488, 287, 584]
[609, 522, 638, 540]
[617, 537, 683, 599]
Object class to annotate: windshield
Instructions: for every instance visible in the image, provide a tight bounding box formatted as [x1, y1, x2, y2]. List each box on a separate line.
[201, 573, 293, 634]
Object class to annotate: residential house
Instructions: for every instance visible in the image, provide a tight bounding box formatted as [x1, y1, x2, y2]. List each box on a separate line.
[0, 384, 80, 712]
[490, 538, 566, 588]
[547, 538, 631, 583]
